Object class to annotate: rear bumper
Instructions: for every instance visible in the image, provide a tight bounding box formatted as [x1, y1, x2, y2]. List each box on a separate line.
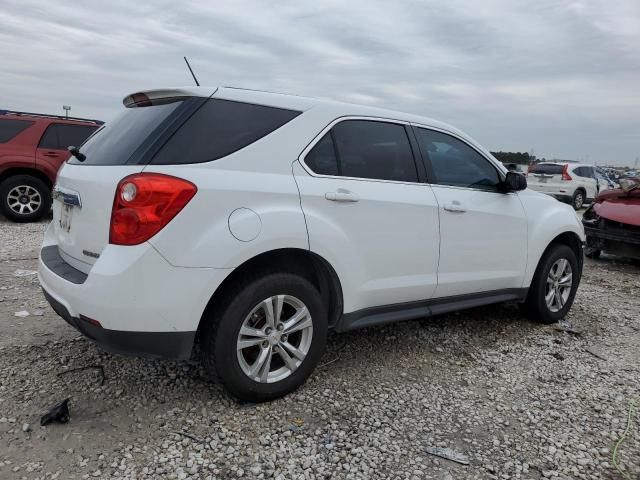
[38, 223, 231, 360]
[42, 288, 195, 359]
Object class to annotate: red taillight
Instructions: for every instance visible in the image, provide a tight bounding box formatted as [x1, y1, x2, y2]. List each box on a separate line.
[561, 164, 572, 181]
[109, 173, 197, 245]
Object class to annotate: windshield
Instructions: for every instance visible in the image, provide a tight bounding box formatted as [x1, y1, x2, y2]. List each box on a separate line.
[70, 99, 184, 165]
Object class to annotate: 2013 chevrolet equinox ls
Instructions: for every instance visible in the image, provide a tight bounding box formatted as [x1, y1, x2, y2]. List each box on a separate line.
[39, 87, 584, 401]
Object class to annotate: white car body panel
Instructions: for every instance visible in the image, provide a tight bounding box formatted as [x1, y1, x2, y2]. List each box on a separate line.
[39, 86, 585, 357]
[429, 185, 528, 297]
[517, 189, 585, 285]
[292, 161, 440, 313]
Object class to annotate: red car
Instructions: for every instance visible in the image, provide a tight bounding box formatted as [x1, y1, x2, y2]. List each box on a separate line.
[583, 177, 640, 260]
[0, 110, 102, 222]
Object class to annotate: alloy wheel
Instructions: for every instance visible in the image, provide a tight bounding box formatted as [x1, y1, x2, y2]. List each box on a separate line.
[7, 185, 41, 216]
[545, 258, 572, 313]
[236, 295, 313, 383]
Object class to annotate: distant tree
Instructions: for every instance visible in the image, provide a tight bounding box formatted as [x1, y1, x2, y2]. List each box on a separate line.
[490, 151, 534, 165]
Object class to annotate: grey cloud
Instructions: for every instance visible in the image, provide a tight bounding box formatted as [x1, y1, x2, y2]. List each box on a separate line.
[0, 0, 638, 165]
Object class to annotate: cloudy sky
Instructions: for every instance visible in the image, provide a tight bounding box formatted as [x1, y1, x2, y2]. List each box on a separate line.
[1, 0, 639, 166]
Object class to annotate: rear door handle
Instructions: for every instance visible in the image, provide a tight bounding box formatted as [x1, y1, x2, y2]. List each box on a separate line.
[443, 201, 466, 213]
[325, 191, 359, 202]
[44, 151, 60, 157]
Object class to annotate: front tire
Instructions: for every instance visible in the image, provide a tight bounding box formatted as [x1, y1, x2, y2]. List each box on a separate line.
[572, 190, 585, 210]
[521, 244, 580, 324]
[201, 272, 327, 402]
[0, 175, 51, 222]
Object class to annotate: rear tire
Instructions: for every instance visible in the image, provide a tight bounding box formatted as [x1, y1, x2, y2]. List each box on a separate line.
[201, 272, 327, 402]
[0, 175, 51, 222]
[521, 244, 580, 324]
[572, 190, 585, 210]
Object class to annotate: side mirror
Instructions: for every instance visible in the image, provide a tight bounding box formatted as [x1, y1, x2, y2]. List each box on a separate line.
[503, 171, 527, 192]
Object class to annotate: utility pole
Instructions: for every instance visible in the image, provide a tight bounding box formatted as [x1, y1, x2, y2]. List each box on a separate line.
[62, 105, 71, 119]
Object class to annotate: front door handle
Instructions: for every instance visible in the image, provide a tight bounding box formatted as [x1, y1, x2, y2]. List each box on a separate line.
[325, 191, 359, 202]
[443, 201, 466, 213]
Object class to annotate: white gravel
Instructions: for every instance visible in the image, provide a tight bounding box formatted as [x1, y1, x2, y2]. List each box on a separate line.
[0, 217, 638, 479]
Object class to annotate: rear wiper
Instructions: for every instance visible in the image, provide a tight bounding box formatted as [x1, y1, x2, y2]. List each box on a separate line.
[67, 146, 86, 162]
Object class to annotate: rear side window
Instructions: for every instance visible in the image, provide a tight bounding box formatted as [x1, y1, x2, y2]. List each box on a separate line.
[72, 100, 184, 165]
[39, 124, 97, 150]
[530, 164, 564, 175]
[152, 99, 301, 165]
[415, 128, 499, 189]
[304, 120, 418, 183]
[0, 119, 33, 143]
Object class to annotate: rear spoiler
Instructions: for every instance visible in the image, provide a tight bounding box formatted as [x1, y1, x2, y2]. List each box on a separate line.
[123, 87, 217, 108]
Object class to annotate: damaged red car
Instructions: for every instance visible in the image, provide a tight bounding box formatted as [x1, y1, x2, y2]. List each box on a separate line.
[583, 177, 640, 260]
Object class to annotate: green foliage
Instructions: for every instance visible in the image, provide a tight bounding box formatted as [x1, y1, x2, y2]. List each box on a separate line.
[490, 151, 536, 165]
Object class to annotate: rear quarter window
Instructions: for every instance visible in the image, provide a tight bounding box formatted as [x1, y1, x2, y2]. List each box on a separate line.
[530, 164, 564, 175]
[151, 99, 301, 165]
[0, 119, 34, 143]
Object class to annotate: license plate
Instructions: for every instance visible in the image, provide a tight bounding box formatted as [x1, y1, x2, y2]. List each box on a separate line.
[537, 177, 548, 183]
[59, 204, 73, 233]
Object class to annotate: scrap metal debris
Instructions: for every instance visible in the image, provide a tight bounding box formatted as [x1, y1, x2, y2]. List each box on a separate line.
[13, 269, 38, 277]
[57, 365, 106, 386]
[585, 347, 608, 361]
[425, 446, 470, 465]
[554, 318, 582, 336]
[40, 398, 70, 426]
[171, 430, 205, 444]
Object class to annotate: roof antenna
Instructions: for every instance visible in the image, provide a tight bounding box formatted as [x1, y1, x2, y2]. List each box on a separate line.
[183, 56, 200, 86]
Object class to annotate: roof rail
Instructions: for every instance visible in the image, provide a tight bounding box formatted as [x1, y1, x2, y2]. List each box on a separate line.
[0, 109, 104, 125]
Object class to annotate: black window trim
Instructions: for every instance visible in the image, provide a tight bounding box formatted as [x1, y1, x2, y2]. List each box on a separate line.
[410, 123, 510, 193]
[298, 116, 425, 185]
[0, 118, 35, 143]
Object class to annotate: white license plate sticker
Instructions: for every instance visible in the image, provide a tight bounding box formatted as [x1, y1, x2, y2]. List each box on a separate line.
[59, 204, 73, 233]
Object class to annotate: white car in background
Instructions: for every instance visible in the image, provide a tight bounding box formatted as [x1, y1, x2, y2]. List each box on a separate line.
[39, 87, 585, 401]
[527, 162, 599, 210]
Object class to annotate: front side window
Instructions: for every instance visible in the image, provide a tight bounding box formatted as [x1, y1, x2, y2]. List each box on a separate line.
[304, 133, 339, 176]
[304, 120, 418, 183]
[415, 128, 499, 189]
[0, 119, 33, 143]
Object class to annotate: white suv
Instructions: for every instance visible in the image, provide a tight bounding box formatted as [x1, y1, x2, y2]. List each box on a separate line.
[527, 162, 599, 209]
[39, 87, 585, 401]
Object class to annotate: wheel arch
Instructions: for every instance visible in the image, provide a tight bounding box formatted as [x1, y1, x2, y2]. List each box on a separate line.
[0, 167, 53, 189]
[196, 248, 344, 338]
[525, 230, 584, 288]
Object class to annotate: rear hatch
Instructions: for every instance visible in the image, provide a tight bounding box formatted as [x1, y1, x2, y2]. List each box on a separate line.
[528, 163, 566, 189]
[52, 92, 210, 273]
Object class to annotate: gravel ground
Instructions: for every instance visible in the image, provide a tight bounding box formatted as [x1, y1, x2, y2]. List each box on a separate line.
[0, 214, 639, 480]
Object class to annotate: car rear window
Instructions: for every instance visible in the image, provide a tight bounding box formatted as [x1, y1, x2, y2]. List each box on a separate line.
[530, 164, 564, 175]
[0, 119, 33, 143]
[151, 99, 301, 165]
[71, 99, 185, 165]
